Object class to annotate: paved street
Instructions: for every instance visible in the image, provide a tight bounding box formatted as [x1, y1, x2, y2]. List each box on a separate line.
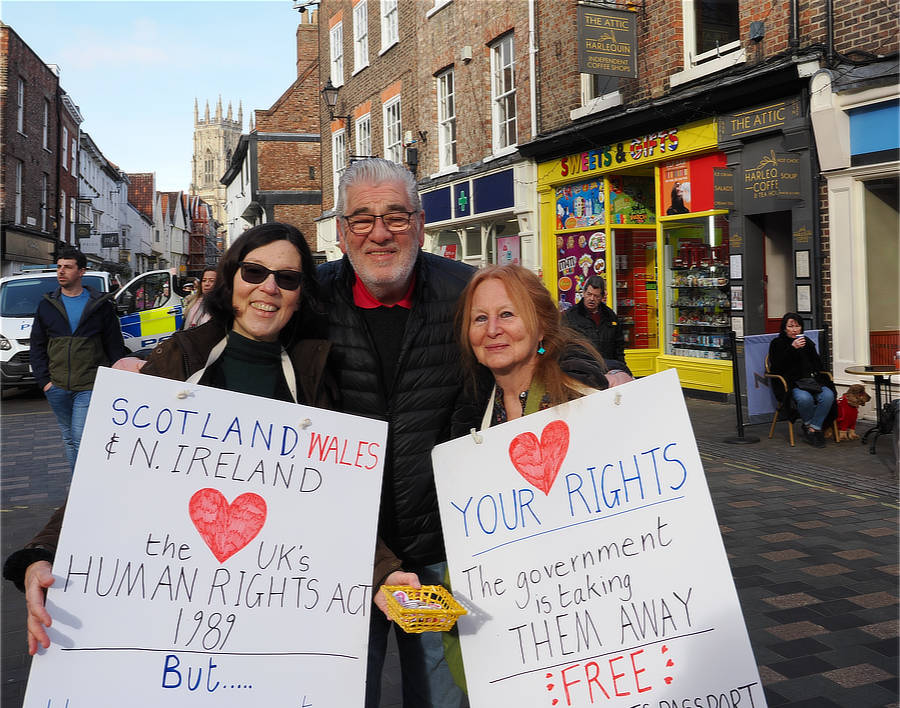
[2, 386, 897, 707]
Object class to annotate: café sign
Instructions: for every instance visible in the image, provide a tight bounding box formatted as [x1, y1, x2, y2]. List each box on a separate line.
[577, 5, 637, 78]
[742, 149, 800, 201]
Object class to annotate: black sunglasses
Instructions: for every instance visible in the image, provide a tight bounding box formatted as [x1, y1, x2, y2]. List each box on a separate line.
[238, 262, 303, 291]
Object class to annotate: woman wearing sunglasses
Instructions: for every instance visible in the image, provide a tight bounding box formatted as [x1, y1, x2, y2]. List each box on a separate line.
[5, 222, 337, 655]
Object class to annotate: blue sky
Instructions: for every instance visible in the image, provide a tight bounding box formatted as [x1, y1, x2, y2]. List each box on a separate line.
[3, 0, 309, 191]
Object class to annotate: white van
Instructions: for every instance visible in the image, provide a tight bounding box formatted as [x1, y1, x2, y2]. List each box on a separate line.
[0, 267, 184, 389]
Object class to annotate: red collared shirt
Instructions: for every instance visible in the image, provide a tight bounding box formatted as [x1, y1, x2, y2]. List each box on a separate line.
[351, 274, 416, 309]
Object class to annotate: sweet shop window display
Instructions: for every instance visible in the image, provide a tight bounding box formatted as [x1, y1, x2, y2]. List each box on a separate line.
[556, 229, 606, 309]
[663, 216, 731, 360]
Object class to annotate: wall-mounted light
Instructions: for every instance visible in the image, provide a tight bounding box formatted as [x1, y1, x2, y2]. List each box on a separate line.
[321, 79, 352, 142]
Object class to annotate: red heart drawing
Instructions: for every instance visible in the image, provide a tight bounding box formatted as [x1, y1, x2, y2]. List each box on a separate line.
[508, 420, 570, 495]
[189, 488, 267, 563]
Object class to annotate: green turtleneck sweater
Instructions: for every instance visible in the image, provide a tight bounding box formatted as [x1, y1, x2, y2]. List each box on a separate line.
[207, 331, 292, 402]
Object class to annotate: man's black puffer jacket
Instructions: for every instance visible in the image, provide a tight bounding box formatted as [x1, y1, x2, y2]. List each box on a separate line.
[317, 252, 474, 567]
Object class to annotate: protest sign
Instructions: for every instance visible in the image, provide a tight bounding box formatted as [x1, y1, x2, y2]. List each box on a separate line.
[434, 369, 765, 708]
[24, 367, 386, 707]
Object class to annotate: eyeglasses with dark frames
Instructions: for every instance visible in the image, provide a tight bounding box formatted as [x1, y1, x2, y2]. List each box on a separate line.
[343, 211, 417, 235]
[237, 262, 303, 291]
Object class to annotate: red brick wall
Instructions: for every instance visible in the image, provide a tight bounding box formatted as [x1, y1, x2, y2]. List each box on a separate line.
[1, 25, 63, 243]
[318, 0, 421, 207]
[413, 0, 531, 176]
[253, 20, 322, 243]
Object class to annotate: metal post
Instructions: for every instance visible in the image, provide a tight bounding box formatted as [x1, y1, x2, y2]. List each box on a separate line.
[724, 330, 760, 444]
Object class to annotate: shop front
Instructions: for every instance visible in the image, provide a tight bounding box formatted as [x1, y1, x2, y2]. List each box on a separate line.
[537, 117, 737, 393]
[421, 161, 538, 269]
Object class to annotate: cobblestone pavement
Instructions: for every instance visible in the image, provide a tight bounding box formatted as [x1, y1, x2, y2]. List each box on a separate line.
[2, 389, 897, 707]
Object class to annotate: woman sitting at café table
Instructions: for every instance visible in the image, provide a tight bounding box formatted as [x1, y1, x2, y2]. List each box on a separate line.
[767, 311, 836, 448]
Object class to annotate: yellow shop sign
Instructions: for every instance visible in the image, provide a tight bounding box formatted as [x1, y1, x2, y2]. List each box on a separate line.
[540, 118, 718, 186]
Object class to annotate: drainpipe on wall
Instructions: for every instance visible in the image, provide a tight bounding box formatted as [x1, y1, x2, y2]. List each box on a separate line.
[825, 0, 835, 66]
[789, 0, 800, 50]
[528, 0, 538, 138]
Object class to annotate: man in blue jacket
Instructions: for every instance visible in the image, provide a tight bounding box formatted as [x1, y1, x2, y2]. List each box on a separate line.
[30, 248, 127, 470]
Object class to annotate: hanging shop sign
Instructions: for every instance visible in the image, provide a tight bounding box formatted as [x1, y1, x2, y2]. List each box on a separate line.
[75, 223, 91, 240]
[576, 5, 638, 78]
[741, 147, 801, 206]
[718, 98, 803, 142]
[101, 232, 120, 248]
[713, 168, 736, 209]
[541, 119, 718, 185]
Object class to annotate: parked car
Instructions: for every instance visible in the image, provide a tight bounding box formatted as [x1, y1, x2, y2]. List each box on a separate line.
[0, 267, 184, 389]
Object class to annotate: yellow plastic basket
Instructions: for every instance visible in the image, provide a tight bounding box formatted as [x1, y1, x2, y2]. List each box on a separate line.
[381, 584, 467, 634]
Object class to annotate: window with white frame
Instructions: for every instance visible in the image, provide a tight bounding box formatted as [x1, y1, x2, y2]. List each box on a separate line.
[43, 100, 50, 149]
[380, 0, 398, 52]
[582, 74, 619, 104]
[17, 78, 24, 133]
[70, 197, 76, 229]
[71, 137, 77, 174]
[62, 127, 69, 170]
[41, 173, 49, 230]
[691, 0, 740, 59]
[355, 113, 372, 158]
[383, 96, 402, 163]
[15, 162, 23, 223]
[330, 21, 344, 86]
[490, 34, 517, 151]
[332, 129, 347, 203]
[353, 0, 369, 73]
[671, 0, 743, 87]
[437, 69, 457, 169]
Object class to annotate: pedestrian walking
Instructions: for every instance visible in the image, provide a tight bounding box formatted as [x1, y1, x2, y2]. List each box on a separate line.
[318, 157, 474, 708]
[28, 248, 127, 470]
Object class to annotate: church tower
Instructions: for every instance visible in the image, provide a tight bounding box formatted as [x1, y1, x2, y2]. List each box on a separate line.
[191, 96, 243, 232]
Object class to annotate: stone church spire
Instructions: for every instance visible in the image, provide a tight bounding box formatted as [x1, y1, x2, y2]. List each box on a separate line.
[194, 97, 199, 124]
[238, 101, 243, 127]
[227, 101, 233, 121]
[204, 100, 210, 122]
[215, 95, 222, 121]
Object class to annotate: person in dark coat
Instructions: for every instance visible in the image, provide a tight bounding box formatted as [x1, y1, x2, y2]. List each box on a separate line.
[562, 275, 626, 366]
[768, 311, 836, 448]
[319, 157, 473, 708]
[5, 223, 336, 656]
[30, 247, 128, 470]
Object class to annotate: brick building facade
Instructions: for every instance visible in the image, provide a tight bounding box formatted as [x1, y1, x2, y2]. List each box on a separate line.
[222, 14, 322, 255]
[1, 23, 82, 273]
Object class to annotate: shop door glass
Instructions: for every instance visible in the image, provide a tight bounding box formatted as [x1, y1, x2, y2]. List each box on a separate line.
[612, 229, 657, 349]
[663, 216, 731, 359]
[864, 176, 900, 365]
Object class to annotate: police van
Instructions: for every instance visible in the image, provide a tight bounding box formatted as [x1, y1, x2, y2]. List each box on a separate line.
[0, 267, 184, 389]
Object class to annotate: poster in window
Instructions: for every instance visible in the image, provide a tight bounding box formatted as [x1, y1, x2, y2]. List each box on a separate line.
[555, 180, 604, 230]
[731, 286, 743, 311]
[795, 250, 810, 279]
[796, 285, 812, 313]
[609, 175, 655, 224]
[556, 231, 605, 309]
[496, 236, 520, 266]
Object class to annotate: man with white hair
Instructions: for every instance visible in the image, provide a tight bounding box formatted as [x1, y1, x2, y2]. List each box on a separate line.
[318, 158, 473, 707]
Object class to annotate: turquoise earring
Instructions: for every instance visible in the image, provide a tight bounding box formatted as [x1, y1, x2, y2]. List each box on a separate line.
[537, 340, 546, 355]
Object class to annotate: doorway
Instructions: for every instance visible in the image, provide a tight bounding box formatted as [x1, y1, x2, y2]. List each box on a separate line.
[752, 211, 793, 332]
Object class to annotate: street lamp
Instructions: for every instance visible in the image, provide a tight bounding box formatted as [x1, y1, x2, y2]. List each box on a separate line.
[321, 79, 352, 139]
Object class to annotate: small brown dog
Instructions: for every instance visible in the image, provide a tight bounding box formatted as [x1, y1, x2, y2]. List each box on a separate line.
[826, 384, 871, 440]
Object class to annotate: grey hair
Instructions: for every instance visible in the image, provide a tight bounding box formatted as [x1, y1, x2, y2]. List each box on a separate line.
[335, 158, 420, 217]
[585, 275, 606, 295]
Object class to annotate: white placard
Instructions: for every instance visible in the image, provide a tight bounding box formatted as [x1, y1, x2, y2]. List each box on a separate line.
[24, 367, 387, 707]
[434, 370, 764, 708]
[729, 254, 742, 280]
